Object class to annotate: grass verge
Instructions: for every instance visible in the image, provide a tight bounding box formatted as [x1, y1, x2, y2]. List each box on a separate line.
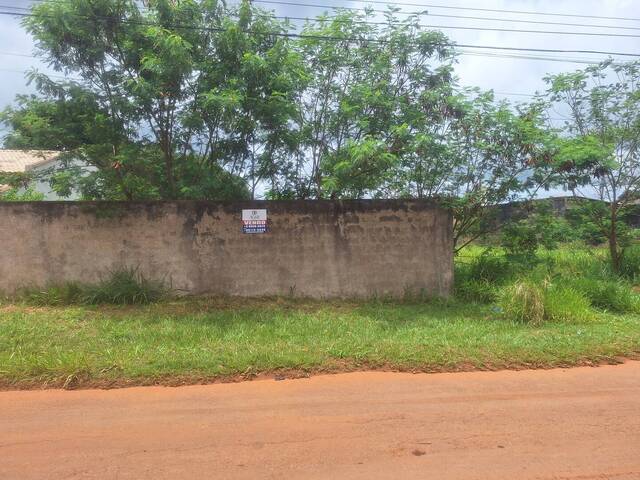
[1, 297, 638, 389]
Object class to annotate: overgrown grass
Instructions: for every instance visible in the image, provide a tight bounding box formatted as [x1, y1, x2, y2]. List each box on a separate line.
[0, 297, 638, 388]
[456, 245, 640, 316]
[18, 268, 167, 306]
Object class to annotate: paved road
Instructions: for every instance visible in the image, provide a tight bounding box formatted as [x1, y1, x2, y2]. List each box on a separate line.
[2, 363, 640, 479]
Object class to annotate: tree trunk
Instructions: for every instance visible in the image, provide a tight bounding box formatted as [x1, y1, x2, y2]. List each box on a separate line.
[609, 205, 621, 273]
[161, 133, 176, 199]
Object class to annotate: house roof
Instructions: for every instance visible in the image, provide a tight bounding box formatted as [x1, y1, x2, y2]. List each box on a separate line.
[0, 149, 61, 173]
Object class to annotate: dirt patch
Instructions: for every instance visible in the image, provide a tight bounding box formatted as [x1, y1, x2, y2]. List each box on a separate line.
[2, 362, 640, 480]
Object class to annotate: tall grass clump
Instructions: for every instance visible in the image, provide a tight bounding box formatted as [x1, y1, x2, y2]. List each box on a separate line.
[499, 280, 545, 326]
[19, 269, 167, 306]
[499, 279, 595, 325]
[619, 245, 640, 282]
[543, 284, 594, 322]
[81, 268, 167, 305]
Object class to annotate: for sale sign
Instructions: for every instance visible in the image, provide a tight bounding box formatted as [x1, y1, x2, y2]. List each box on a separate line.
[242, 209, 267, 234]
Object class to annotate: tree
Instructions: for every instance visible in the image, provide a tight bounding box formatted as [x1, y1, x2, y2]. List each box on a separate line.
[2, 0, 303, 200]
[272, 9, 456, 199]
[442, 93, 554, 251]
[542, 60, 640, 272]
[377, 89, 554, 252]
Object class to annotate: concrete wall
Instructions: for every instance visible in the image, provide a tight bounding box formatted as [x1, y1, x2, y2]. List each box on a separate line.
[0, 200, 453, 298]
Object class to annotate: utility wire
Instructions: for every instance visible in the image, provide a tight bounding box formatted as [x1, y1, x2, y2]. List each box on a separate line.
[0, 9, 638, 57]
[253, 0, 640, 22]
[273, 14, 640, 38]
[273, 12, 640, 32]
[8, 3, 639, 38]
[6, 0, 640, 31]
[15, 0, 640, 22]
[0, 48, 625, 67]
[457, 49, 625, 65]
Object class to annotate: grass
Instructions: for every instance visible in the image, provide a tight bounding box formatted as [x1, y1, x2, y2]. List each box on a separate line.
[19, 268, 167, 306]
[1, 244, 638, 389]
[0, 296, 638, 389]
[457, 245, 640, 315]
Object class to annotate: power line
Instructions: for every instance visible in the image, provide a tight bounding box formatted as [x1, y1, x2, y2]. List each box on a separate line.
[0, 9, 638, 58]
[275, 14, 640, 38]
[276, 12, 640, 32]
[457, 49, 625, 65]
[257, 0, 640, 22]
[14, 0, 640, 22]
[7, 0, 640, 31]
[1, 48, 623, 67]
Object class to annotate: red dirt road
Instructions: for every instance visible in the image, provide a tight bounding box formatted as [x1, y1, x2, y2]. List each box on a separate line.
[2, 363, 640, 480]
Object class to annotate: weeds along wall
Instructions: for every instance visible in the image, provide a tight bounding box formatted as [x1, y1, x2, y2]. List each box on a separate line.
[0, 200, 453, 298]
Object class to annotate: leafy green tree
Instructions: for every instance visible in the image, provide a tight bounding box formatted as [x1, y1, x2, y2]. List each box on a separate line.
[280, 9, 455, 199]
[542, 60, 640, 272]
[2, 0, 301, 200]
[442, 93, 555, 251]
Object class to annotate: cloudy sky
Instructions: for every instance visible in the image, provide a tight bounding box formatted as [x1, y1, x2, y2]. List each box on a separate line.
[0, 0, 638, 121]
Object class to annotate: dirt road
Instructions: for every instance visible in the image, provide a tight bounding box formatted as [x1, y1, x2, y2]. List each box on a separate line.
[2, 363, 640, 480]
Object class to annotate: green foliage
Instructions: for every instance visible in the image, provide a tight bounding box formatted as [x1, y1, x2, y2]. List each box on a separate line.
[454, 279, 498, 304]
[2, 0, 302, 200]
[0, 186, 45, 201]
[499, 279, 594, 325]
[566, 277, 640, 314]
[286, 10, 456, 200]
[466, 251, 516, 284]
[19, 269, 167, 306]
[456, 245, 639, 319]
[455, 248, 518, 303]
[500, 222, 540, 261]
[500, 201, 571, 260]
[541, 60, 640, 272]
[0, 172, 44, 202]
[564, 200, 636, 251]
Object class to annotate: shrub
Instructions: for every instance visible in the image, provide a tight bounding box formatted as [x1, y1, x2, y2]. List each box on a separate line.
[501, 222, 539, 261]
[467, 252, 515, 284]
[81, 268, 166, 305]
[543, 284, 593, 322]
[499, 281, 545, 326]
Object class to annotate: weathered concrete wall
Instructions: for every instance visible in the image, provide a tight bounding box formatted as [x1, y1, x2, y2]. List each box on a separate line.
[0, 200, 453, 298]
